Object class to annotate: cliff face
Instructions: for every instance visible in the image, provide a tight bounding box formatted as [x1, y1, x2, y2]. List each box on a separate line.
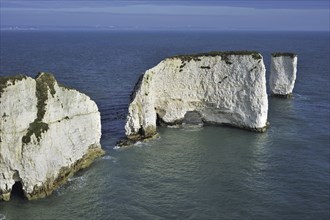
[124, 51, 269, 143]
[270, 53, 298, 97]
[0, 73, 104, 201]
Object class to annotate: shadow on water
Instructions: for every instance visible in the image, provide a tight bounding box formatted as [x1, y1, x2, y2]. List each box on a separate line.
[267, 95, 302, 139]
[141, 125, 275, 219]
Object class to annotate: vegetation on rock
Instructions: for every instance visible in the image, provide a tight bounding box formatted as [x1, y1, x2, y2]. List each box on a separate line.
[0, 75, 27, 99]
[171, 51, 263, 62]
[271, 52, 297, 58]
[22, 73, 57, 145]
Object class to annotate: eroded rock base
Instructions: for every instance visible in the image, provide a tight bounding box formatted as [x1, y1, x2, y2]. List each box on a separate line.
[26, 146, 104, 200]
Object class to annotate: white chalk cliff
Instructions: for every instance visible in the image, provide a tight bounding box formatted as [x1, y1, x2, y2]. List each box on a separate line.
[0, 73, 104, 201]
[123, 51, 269, 144]
[270, 53, 298, 97]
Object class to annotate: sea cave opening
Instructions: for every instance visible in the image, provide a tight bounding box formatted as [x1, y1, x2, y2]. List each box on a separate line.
[155, 108, 166, 126]
[183, 111, 203, 125]
[11, 181, 25, 199]
[156, 110, 204, 127]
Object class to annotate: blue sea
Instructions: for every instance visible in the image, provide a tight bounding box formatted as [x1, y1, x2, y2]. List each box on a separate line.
[0, 31, 329, 219]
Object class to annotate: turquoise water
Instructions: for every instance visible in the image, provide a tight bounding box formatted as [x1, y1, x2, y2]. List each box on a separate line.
[0, 31, 329, 219]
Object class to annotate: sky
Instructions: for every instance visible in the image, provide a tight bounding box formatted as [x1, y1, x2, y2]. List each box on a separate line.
[0, 0, 329, 31]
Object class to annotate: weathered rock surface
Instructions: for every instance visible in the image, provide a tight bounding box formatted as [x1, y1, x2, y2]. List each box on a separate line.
[122, 51, 269, 144]
[270, 53, 298, 97]
[0, 73, 104, 201]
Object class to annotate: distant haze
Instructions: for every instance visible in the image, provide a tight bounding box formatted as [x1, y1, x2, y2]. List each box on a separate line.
[1, 0, 329, 31]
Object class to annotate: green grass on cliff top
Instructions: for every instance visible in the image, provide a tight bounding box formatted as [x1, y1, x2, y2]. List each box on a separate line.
[271, 52, 297, 58]
[171, 50, 263, 62]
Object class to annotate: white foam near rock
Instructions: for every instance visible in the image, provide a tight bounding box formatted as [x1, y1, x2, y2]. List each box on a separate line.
[269, 53, 298, 97]
[0, 73, 104, 201]
[122, 51, 269, 145]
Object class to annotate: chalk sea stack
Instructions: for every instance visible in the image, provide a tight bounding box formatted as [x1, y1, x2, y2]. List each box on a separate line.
[0, 73, 104, 201]
[270, 52, 298, 98]
[121, 51, 269, 145]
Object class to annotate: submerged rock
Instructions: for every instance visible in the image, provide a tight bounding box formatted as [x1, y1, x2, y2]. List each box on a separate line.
[122, 51, 269, 145]
[0, 73, 104, 201]
[270, 52, 298, 98]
